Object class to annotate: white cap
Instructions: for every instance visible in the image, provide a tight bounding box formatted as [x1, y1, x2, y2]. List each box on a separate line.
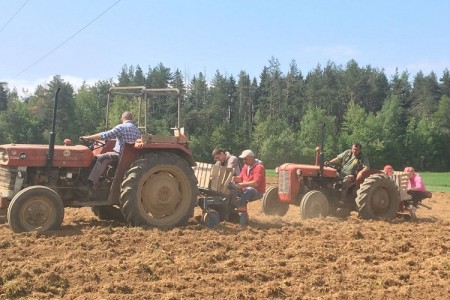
[239, 149, 254, 158]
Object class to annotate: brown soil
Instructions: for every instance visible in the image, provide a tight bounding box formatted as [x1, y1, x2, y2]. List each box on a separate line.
[1, 179, 450, 299]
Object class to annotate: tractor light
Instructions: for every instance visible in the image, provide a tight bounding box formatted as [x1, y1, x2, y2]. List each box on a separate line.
[275, 167, 279, 174]
[296, 169, 302, 177]
[66, 172, 73, 179]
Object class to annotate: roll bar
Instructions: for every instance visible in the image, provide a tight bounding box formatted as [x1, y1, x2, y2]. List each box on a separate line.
[106, 86, 181, 133]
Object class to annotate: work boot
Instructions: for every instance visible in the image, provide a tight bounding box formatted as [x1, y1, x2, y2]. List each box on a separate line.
[77, 180, 95, 197]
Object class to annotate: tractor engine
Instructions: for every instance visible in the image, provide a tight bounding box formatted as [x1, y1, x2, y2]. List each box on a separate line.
[26, 167, 85, 187]
[0, 143, 94, 208]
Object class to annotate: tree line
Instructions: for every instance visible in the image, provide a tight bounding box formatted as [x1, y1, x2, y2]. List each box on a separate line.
[1, 58, 449, 171]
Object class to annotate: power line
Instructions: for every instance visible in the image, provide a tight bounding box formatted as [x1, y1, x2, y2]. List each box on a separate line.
[0, 0, 31, 34]
[10, 0, 122, 80]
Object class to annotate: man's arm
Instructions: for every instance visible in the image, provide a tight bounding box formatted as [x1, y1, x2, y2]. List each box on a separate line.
[232, 165, 245, 183]
[236, 165, 264, 189]
[227, 156, 239, 170]
[328, 156, 341, 164]
[327, 150, 348, 165]
[81, 123, 124, 141]
[81, 133, 102, 140]
[356, 166, 370, 181]
[356, 154, 371, 181]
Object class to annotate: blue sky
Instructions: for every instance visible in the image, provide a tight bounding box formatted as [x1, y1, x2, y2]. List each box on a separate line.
[1, 0, 450, 94]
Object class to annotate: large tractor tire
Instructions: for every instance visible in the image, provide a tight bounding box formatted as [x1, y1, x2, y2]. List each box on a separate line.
[299, 190, 329, 219]
[262, 186, 289, 216]
[119, 152, 198, 228]
[356, 173, 400, 220]
[91, 205, 125, 223]
[7, 186, 64, 233]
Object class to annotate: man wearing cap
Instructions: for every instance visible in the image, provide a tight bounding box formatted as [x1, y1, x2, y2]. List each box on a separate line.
[232, 149, 266, 207]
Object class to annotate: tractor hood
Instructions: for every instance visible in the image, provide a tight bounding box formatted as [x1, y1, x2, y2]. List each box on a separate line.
[278, 163, 337, 178]
[0, 144, 94, 168]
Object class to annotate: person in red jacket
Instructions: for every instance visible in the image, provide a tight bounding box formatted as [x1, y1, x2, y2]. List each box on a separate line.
[231, 149, 266, 207]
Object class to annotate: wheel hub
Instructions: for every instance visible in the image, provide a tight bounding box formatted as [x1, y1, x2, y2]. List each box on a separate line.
[371, 188, 390, 213]
[141, 172, 182, 218]
[22, 198, 52, 228]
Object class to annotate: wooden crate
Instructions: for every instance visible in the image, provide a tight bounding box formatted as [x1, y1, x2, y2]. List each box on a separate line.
[392, 171, 412, 201]
[193, 162, 235, 194]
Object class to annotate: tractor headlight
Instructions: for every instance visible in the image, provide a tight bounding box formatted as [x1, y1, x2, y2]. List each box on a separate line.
[275, 167, 279, 174]
[296, 169, 302, 177]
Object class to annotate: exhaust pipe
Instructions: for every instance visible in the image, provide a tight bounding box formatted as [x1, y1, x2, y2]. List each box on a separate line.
[319, 123, 325, 176]
[47, 88, 61, 166]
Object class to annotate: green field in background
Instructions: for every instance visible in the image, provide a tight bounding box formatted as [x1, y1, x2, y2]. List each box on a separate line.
[420, 172, 450, 192]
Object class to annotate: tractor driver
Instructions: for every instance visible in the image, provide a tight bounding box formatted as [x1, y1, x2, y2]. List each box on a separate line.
[80, 111, 141, 190]
[326, 143, 370, 184]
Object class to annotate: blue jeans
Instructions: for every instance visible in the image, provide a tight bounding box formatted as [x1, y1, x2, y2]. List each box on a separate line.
[235, 187, 263, 207]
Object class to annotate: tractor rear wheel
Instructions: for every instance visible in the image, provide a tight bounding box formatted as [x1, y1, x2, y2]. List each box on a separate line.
[356, 174, 400, 220]
[91, 205, 125, 222]
[262, 186, 289, 216]
[299, 190, 329, 219]
[120, 152, 198, 228]
[7, 186, 64, 233]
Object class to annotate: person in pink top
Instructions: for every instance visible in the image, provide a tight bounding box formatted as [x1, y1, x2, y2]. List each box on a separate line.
[404, 166, 432, 207]
[231, 149, 266, 207]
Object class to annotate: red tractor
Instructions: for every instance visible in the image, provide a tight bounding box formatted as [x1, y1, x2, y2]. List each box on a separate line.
[0, 87, 198, 233]
[262, 142, 401, 220]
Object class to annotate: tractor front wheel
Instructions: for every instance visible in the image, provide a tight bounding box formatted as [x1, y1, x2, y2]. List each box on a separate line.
[7, 186, 64, 233]
[299, 190, 329, 219]
[356, 174, 400, 220]
[262, 186, 289, 216]
[120, 152, 198, 228]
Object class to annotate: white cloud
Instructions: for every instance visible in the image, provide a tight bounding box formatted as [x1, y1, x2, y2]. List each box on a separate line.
[2, 75, 99, 97]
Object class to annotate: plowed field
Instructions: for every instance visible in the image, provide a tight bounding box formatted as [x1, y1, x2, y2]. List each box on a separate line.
[1, 179, 449, 299]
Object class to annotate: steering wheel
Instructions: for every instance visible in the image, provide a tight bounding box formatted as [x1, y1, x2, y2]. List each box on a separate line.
[80, 137, 106, 151]
[324, 161, 341, 172]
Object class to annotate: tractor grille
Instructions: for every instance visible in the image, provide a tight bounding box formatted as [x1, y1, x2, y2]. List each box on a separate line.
[278, 170, 290, 194]
[0, 166, 16, 190]
[0, 166, 16, 198]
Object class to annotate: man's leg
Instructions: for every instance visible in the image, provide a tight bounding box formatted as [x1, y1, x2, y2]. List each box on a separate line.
[341, 175, 355, 200]
[88, 152, 119, 186]
[235, 187, 263, 207]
